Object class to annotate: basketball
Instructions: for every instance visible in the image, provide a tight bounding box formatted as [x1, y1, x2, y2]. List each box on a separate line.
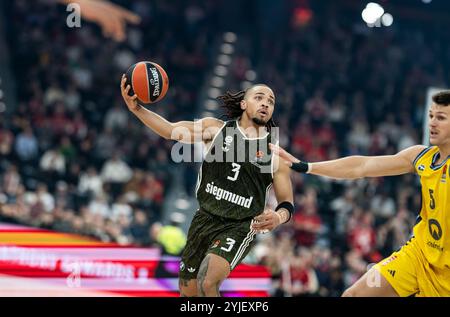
[125, 61, 169, 104]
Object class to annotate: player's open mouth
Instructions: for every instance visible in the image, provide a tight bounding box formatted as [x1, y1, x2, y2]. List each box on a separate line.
[258, 110, 267, 116]
[430, 131, 438, 137]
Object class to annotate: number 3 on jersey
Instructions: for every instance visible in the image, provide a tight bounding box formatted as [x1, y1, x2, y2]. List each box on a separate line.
[227, 163, 241, 181]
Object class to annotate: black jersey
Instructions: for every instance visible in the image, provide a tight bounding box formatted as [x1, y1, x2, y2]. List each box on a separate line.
[195, 119, 274, 220]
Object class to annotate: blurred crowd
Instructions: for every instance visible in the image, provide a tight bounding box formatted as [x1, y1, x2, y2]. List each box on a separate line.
[1, 0, 450, 296]
[0, 0, 219, 248]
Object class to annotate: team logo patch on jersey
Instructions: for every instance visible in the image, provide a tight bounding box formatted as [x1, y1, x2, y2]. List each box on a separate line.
[250, 151, 266, 168]
[418, 164, 425, 172]
[211, 240, 221, 249]
[442, 165, 447, 183]
[180, 261, 185, 271]
[428, 219, 442, 241]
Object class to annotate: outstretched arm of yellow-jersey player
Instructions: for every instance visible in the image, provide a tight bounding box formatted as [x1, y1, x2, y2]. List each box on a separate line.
[270, 143, 427, 179]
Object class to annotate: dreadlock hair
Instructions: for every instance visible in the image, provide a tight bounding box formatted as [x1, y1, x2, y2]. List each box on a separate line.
[217, 84, 276, 132]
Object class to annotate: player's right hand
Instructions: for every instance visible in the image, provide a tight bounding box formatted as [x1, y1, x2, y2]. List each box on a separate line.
[269, 143, 299, 166]
[252, 209, 282, 234]
[120, 74, 140, 112]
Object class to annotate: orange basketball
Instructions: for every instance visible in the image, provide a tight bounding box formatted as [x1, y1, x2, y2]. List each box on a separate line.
[125, 61, 169, 104]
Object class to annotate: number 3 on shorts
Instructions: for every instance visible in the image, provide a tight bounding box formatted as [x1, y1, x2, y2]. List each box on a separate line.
[221, 238, 236, 252]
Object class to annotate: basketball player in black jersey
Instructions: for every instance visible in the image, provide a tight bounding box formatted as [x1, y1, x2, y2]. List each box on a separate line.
[121, 76, 294, 297]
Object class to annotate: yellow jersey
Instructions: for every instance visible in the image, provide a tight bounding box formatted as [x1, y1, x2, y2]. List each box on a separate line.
[413, 146, 450, 269]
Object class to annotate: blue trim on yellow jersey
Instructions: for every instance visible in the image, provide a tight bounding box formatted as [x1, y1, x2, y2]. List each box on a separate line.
[413, 146, 433, 167]
[430, 152, 450, 170]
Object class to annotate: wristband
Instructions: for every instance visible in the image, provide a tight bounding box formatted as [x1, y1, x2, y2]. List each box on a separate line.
[275, 201, 294, 223]
[291, 161, 311, 173]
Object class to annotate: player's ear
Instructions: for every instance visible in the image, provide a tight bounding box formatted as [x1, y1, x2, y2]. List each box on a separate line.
[240, 100, 247, 110]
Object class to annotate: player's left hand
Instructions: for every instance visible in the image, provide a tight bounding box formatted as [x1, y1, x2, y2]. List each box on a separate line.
[269, 143, 299, 166]
[251, 209, 282, 234]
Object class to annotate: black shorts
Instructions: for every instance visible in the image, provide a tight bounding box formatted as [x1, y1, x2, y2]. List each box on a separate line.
[179, 208, 257, 280]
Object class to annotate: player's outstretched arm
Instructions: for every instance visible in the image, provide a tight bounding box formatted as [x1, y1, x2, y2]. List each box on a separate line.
[252, 160, 294, 233]
[269, 143, 427, 179]
[121, 75, 223, 143]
